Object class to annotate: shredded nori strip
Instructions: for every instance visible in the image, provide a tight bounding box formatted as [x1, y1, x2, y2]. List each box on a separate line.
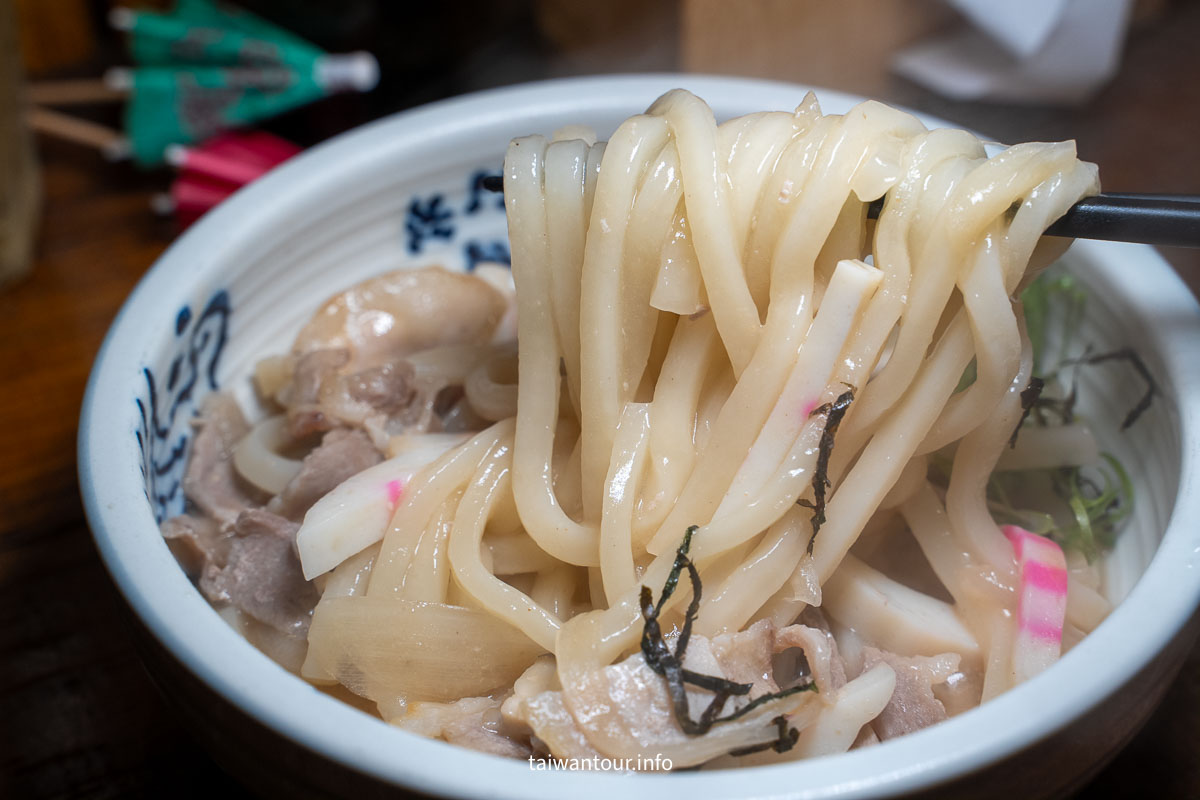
[1026, 347, 1156, 432]
[640, 526, 699, 675]
[640, 583, 712, 735]
[639, 528, 817, 753]
[1029, 378, 1079, 426]
[1071, 349, 1157, 429]
[726, 716, 801, 757]
[796, 386, 855, 554]
[679, 669, 753, 696]
[1009, 376, 1045, 447]
[712, 683, 817, 722]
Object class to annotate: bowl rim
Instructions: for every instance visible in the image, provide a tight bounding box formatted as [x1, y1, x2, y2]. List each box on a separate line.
[79, 73, 1200, 799]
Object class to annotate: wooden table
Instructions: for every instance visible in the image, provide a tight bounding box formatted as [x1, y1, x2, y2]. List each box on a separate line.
[3, 9, 1199, 795]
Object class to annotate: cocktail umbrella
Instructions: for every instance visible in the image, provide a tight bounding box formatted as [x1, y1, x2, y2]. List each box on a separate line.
[120, 0, 318, 64]
[152, 172, 236, 227]
[109, 0, 377, 166]
[165, 128, 302, 185]
[153, 129, 301, 226]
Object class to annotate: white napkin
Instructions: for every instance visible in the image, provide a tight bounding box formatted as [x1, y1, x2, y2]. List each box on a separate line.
[893, 0, 1135, 105]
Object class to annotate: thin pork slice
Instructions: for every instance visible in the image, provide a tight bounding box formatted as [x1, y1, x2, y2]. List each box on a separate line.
[182, 392, 265, 528]
[201, 508, 318, 635]
[862, 647, 959, 740]
[270, 428, 382, 520]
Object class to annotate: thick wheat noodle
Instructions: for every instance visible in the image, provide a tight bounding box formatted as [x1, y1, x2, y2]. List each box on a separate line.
[545, 137, 590, 418]
[848, 144, 1071, 435]
[367, 421, 513, 595]
[447, 432, 562, 651]
[695, 505, 809, 636]
[598, 402, 652, 601]
[579, 117, 671, 516]
[633, 315, 718, 546]
[293, 90, 1108, 767]
[506, 137, 599, 566]
[398, 491, 459, 603]
[647, 90, 762, 373]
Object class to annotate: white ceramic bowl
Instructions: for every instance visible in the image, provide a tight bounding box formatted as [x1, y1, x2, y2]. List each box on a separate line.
[80, 75, 1200, 799]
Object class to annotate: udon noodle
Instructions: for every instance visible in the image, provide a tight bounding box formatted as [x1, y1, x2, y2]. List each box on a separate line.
[164, 90, 1126, 768]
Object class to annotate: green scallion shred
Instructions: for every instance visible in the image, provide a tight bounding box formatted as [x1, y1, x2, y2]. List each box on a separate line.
[984, 455, 1133, 562]
[1020, 271, 1087, 379]
[960, 267, 1145, 560]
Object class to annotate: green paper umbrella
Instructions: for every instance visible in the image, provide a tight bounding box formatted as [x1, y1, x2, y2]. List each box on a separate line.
[109, 0, 377, 165]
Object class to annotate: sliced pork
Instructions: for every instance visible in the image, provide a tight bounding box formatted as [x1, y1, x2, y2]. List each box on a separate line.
[161, 513, 230, 578]
[182, 392, 266, 528]
[281, 350, 426, 446]
[269, 428, 382, 520]
[398, 696, 532, 759]
[200, 508, 317, 636]
[503, 622, 836, 766]
[280, 348, 350, 438]
[862, 647, 960, 740]
[708, 618, 847, 697]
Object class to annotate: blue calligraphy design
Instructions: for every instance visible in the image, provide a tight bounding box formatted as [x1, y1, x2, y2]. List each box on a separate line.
[136, 289, 231, 523]
[464, 240, 511, 272]
[404, 194, 455, 254]
[465, 170, 506, 214]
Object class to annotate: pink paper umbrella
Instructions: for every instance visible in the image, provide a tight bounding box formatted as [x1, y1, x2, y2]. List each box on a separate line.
[153, 130, 301, 226]
[165, 130, 302, 184]
[152, 172, 237, 227]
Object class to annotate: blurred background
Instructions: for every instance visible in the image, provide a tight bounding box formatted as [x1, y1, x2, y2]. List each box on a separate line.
[1, 0, 1197, 797]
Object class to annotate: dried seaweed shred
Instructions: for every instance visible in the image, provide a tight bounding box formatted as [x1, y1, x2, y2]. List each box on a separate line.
[639, 527, 816, 754]
[1009, 376, 1045, 447]
[726, 716, 800, 757]
[1073, 349, 1157, 430]
[797, 386, 855, 554]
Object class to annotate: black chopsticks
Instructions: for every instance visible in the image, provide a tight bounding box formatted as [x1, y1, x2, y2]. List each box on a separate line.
[864, 192, 1200, 248]
[1040, 193, 1200, 248]
[481, 176, 1199, 248]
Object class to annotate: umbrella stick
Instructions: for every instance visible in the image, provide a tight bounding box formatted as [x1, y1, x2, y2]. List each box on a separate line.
[27, 79, 127, 106]
[25, 106, 130, 160]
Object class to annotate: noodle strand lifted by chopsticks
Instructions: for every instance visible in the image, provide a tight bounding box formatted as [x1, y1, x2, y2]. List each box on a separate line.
[300, 89, 1103, 766]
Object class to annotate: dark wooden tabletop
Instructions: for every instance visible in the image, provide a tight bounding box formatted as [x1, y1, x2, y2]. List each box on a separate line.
[3, 8, 1200, 797]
